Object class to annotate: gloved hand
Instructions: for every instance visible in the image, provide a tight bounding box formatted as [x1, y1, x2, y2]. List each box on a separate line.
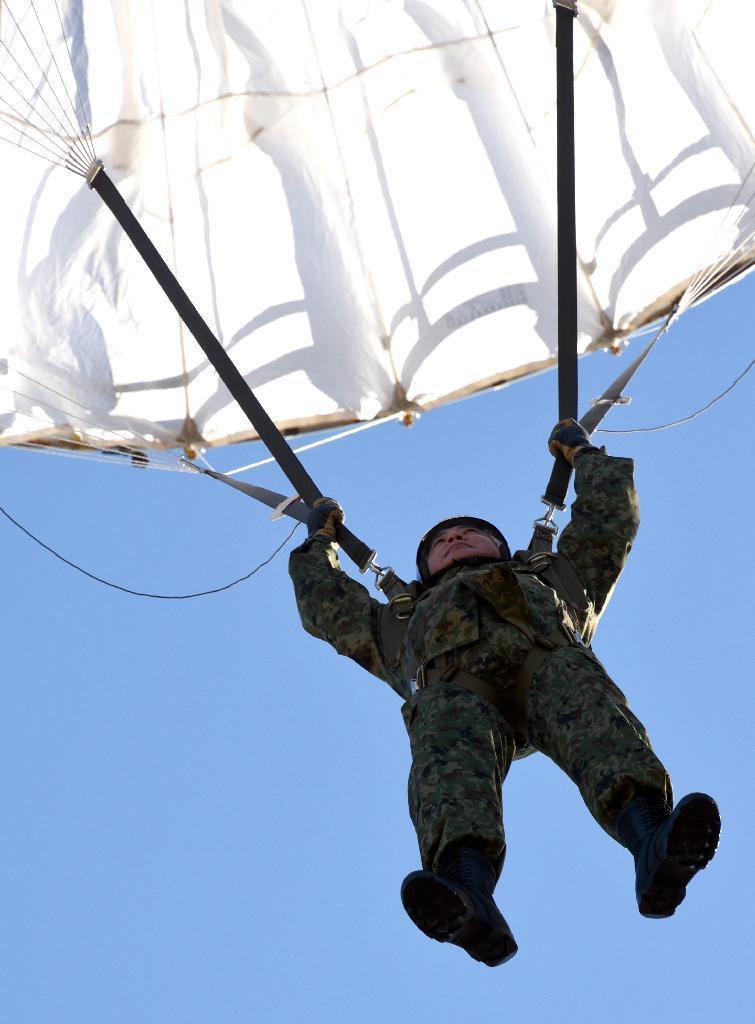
[306, 497, 344, 540]
[548, 419, 601, 466]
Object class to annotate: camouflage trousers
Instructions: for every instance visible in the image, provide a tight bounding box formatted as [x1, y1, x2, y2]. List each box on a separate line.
[403, 646, 672, 873]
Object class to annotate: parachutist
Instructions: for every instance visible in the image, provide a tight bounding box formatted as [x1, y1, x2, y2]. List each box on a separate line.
[289, 421, 720, 966]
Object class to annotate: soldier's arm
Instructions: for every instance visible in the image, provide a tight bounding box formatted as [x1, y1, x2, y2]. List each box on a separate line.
[556, 450, 640, 620]
[288, 533, 391, 682]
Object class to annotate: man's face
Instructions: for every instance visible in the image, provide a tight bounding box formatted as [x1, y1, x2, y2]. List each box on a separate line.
[425, 526, 502, 577]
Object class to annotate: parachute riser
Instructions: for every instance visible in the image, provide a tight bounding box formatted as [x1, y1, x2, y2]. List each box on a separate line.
[192, 465, 383, 576]
[534, 2, 676, 553]
[533, 0, 664, 550]
[533, 1, 579, 552]
[554, 0, 579, 426]
[86, 164, 378, 573]
[192, 466, 412, 594]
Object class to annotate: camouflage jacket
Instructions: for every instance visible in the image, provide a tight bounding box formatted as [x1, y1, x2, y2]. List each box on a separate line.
[288, 452, 639, 702]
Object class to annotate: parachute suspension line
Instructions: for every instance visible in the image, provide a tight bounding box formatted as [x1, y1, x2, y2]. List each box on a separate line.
[0, 386, 133, 458]
[0, 121, 71, 171]
[0, 59, 79, 166]
[8, 367, 184, 469]
[22, 0, 94, 163]
[681, 223, 755, 312]
[596, 358, 754, 435]
[193, 448, 217, 473]
[585, 159, 755, 444]
[0, 499, 301, 598]
[224, 412, 405, 477]
[49, 0, 95, 157]
[0, 16, 76, 143]
[0, 0, 95, 175]
[0, 377, 185, 472]
[86, 163, 378, 574]
[26, 0, 87, 140]
[677, 158, 755, 313]
[8, 441, 186, 472]
[7, 428, 182, 473]
[0, 66, 81, 171]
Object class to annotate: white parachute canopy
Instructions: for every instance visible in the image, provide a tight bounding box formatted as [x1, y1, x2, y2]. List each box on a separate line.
[0, 0, 752, 457]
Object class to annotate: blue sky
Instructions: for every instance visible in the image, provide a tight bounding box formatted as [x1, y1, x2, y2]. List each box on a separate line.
[0, 270, 752, 1023]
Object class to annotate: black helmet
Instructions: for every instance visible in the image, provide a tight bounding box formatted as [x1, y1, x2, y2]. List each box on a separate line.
[416, 516, 511, 583]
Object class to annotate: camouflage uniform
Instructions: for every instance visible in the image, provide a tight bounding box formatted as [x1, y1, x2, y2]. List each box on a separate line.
[289, 452, 671, 874]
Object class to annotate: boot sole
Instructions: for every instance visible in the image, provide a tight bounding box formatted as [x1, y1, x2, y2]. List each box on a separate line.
[401, 871, 518, 966]
[639, 792, 721, 918]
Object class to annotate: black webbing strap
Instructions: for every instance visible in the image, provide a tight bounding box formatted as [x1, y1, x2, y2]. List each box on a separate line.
[89, 165, 376, 572]
[540, 0, 664, 521]
[542, 0, 580, 512]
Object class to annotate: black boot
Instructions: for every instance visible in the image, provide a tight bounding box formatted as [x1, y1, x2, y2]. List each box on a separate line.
[400, 846, 518, 966]
[617, 790, 721, 918]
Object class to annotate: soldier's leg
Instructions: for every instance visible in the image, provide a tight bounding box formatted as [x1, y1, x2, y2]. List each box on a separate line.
[525, 646, 720, 916]
[404, 681, 514, 872]
[401, 681, 518, 966]
[524, 646, 672, 839]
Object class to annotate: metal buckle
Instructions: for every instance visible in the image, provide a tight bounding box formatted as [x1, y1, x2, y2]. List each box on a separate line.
[560, 618, 585, 647]
[533, 501, 560, 537]
[389, 593, 415, 620]
[527, 551, 555, 573]
[552, 0, 578, 13]
[410, 663, 427, 696]
[86, 158, 104, 186]
[368, 557, 392, 591]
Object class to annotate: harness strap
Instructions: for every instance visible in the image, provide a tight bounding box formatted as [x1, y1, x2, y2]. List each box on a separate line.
[377, 569, 417, 609]
[516, 630, 570, 696]
[421, 665, 510, 722]
[512, 550, 589, 626]
[415, 606, 582, 754]
[378, 588, 419, 671]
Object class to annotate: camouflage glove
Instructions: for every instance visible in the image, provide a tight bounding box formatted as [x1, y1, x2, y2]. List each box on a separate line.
[306, 497, 344, 541]
[548, 419, 601, 466]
